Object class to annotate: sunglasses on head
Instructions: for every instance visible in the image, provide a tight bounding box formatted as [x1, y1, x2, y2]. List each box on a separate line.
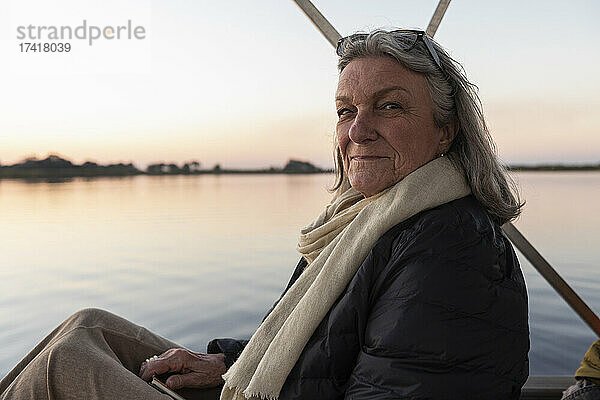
[336, 29, 444, 72]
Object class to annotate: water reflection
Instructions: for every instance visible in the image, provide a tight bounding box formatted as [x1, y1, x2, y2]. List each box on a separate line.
[0, 172, 598, 376]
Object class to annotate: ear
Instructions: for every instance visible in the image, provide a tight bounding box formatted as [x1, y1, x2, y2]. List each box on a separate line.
[438, 119, 458, 154]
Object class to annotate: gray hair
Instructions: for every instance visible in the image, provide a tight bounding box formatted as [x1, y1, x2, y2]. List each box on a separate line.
[333, 29, 523, 224]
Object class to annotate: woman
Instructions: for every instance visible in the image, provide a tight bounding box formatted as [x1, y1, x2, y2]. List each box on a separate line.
[0, 29, 529, 400]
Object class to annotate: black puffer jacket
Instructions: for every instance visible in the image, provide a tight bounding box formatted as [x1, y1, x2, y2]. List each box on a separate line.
[208, 195, 530, 399]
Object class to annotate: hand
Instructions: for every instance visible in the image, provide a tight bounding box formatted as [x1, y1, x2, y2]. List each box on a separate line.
[139, 348, 227, 390]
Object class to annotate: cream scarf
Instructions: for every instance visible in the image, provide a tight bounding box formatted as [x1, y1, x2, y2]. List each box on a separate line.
[296, 186, 385, 264]
[220, 157, 471, 400]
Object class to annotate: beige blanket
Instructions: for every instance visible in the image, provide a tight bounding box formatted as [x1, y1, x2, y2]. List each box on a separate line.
[220, 156, 471, 400]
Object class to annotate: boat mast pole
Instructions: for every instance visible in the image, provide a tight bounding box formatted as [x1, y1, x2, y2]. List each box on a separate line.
[290, 0, 600, 337]
[426, 0, 451, 37]
[502, 223, 600, 336]
[292, 0, 342, 47]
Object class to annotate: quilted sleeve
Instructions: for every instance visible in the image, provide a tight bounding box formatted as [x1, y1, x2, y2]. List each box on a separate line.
[206, 338, 250, 369]
[344, 214, 529, 400]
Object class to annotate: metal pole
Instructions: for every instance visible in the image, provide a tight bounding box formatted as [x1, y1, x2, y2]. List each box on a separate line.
[290, 0, 600, 337]
[503, 223, 600, 336]
[426, 0, 452, 37]
[292, 0, 341, 47]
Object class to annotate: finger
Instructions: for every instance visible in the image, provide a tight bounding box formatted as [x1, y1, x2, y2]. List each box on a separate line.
[140, 350, 184, 381]
[139, 348, 179, 378]
[165, 374, 184, 390]
[138, 361, 147, 377]
[165, 373, 202, 390]
[140, 360, 170, 381]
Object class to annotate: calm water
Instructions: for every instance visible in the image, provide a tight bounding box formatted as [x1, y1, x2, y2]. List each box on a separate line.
[1, 172, 599, 378]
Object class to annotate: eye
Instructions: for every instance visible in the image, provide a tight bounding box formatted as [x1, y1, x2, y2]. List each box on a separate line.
[380, 102, 403, 111]
[336, 107, 354, 118]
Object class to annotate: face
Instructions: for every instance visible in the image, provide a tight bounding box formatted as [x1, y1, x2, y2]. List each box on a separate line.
[335, 56, 455, 197]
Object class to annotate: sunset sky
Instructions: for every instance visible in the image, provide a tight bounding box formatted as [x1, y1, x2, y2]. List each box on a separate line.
[1, 0, 598, 169]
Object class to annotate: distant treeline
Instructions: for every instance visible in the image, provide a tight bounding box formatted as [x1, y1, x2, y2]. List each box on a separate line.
[0, 155, 328, 179]
[1, 155, 599, 179]
[507, 164, 600, 171]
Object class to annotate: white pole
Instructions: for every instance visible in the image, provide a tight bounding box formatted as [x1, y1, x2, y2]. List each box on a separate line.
[503, 223, 600, 336]
[426, 0, 452, 37]
[292, 0, 341, 47]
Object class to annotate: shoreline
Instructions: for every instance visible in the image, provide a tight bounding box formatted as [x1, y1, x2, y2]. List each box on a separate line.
[0, 169, 334, 180]
[2, 154, 598, 180]
[2, 166, 600, 180]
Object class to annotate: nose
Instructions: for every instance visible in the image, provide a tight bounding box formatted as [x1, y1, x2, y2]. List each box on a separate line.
[348, 110, 377, 144]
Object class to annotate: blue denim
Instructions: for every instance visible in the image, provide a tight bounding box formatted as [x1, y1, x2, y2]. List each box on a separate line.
[561, 379, 600, 400]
